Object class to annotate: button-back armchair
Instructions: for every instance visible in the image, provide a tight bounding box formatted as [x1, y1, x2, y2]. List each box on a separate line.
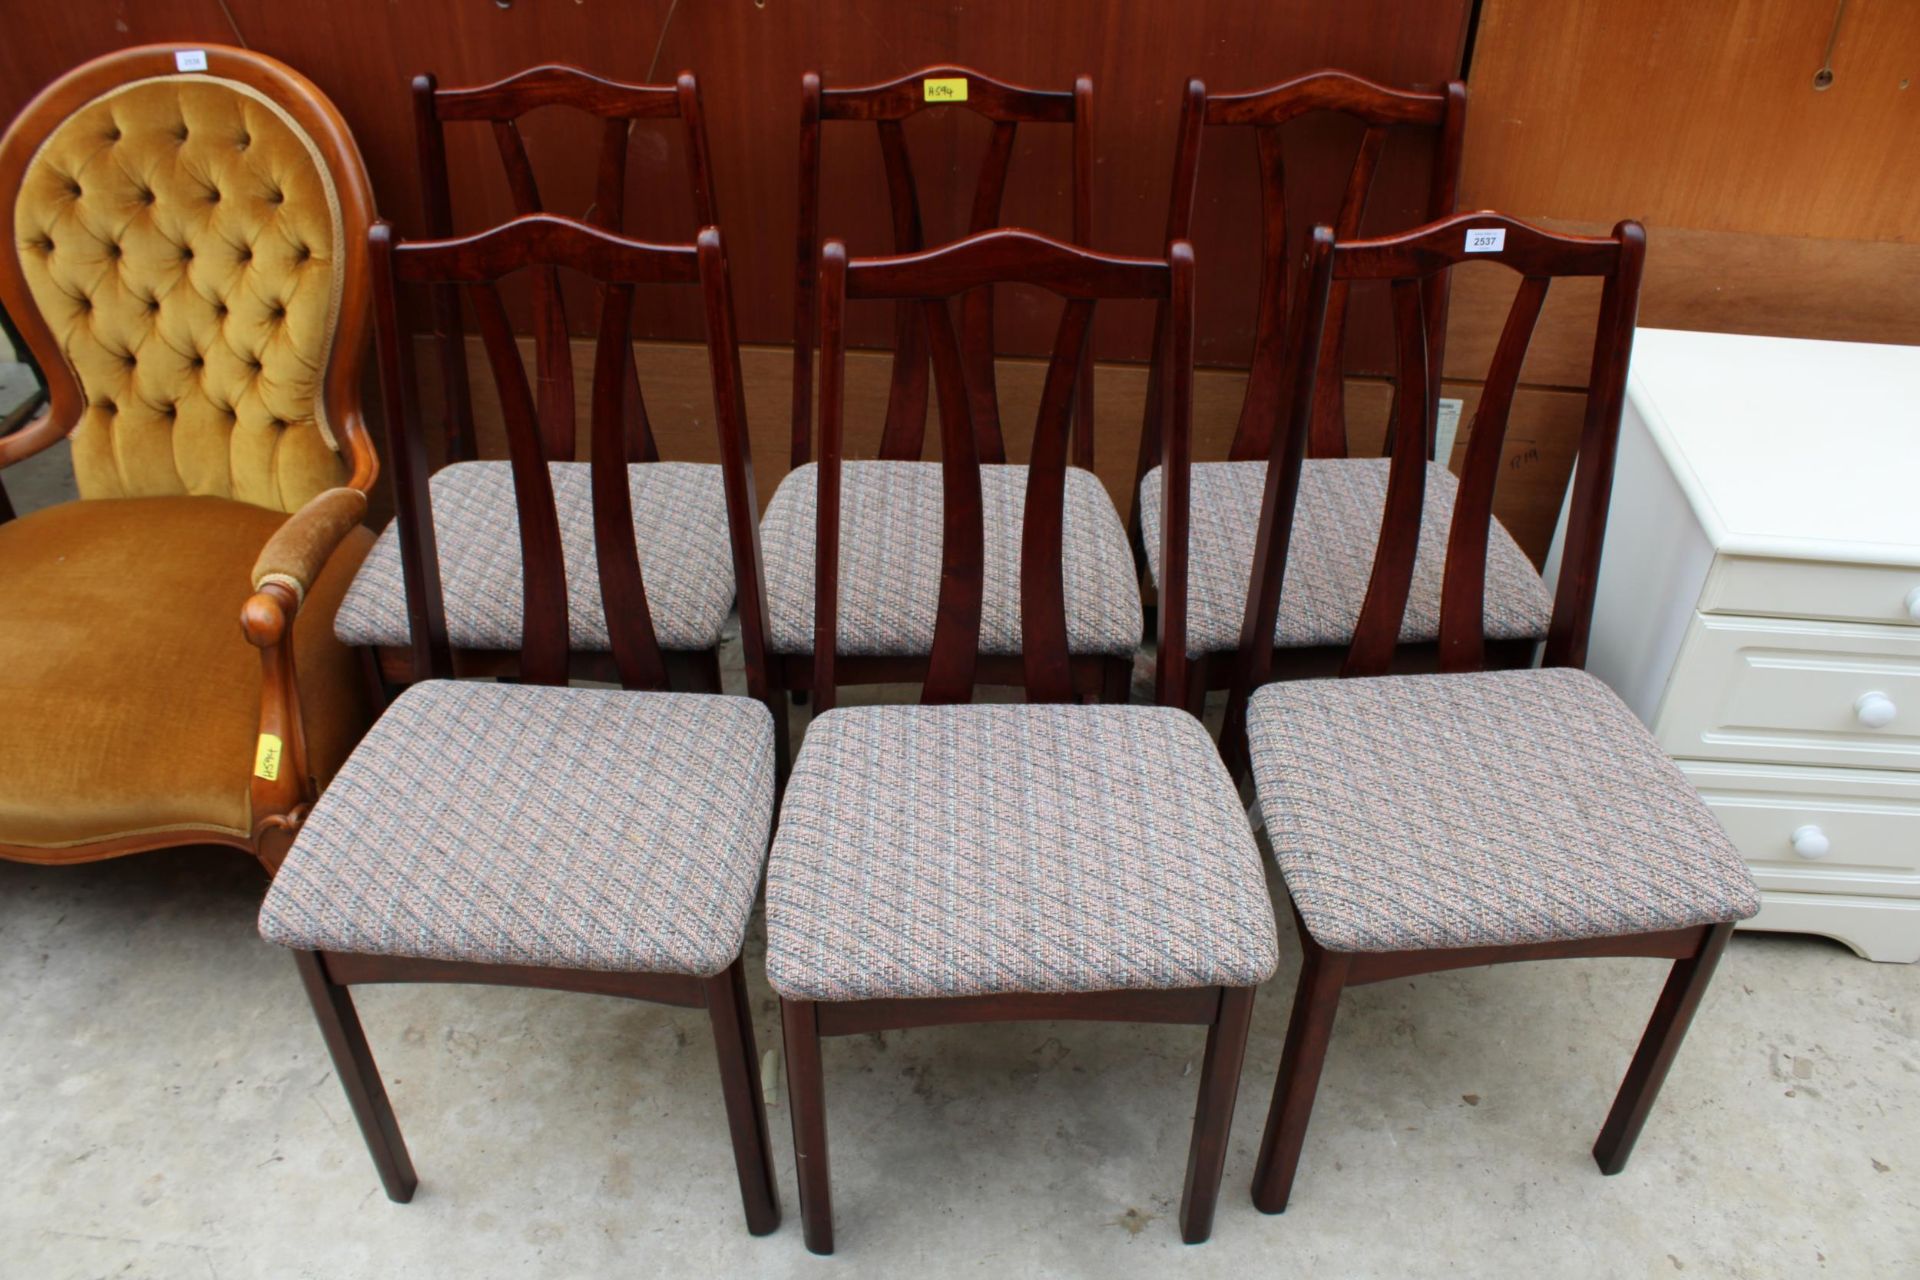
[0, 44, 380, 873]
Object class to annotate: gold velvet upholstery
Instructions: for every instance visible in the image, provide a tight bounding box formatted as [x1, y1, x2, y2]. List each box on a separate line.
[11, 75, 347, 511]
[0, 46, 380, 869]
[0, 496, 372, 852]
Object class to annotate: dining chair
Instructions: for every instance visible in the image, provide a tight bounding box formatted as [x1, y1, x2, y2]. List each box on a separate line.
[766, 66, 1136, 702]
[0, 42, 380, 874]
[1132, 72, 1550, 708]
[332, 65, 735, 695]
[258, 214, 781, 1235]
[1225, 211, 1760, 1212]
[766, 228, 1278, 1253]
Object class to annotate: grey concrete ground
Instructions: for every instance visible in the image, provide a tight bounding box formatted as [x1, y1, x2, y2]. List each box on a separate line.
[3, 441, 1917, 1278]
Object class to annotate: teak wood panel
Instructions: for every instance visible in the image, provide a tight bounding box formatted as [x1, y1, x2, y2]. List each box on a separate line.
[0, 0, 1471, 364]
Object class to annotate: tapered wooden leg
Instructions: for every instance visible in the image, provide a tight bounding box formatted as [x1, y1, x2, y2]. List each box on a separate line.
[691, 647, 725, 694]
[292, 951, 417, 1203]
[1592, 923, 1735, 1175]
[1179, 985, 1258, 1244]
[1183, 658, 1208, 719]
[1251, 940, 1350, 1214]
[704, 960, 781, 1235]
[1101, 655, 1133, 706]
[781, 998, 833, 1254]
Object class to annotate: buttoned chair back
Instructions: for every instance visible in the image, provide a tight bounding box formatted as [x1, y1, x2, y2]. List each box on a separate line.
[792, 66, 1095, 472]
[810, 228, 1192, 713]
[370, 213, 770, 699]
[413, 65, 718, 465]
[1221, 212, 1646, 754]
[0, 43, 377, 511]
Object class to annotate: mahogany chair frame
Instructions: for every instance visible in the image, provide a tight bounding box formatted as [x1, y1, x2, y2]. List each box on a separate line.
[1132, 70, 1473, 708]
[369, 66, 729, 694]
[289, 214, 779, 1234]
[1219, 212, 1727, 1211]
[784, 69, 1122, 703]
[0, 43, 381, 873]
[783, 229, 1257, 1252]
[790, 65, 1096, 474]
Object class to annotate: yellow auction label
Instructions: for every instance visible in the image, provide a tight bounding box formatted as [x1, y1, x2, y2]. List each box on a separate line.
[923, 77, 968, 102]
[254, 734, 283, 782]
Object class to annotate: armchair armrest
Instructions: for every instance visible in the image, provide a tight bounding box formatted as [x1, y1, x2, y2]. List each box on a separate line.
[240, 486, 371, 871]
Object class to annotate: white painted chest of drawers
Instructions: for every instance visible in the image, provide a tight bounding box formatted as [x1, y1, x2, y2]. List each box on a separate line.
[1550, 329, 1920, 962]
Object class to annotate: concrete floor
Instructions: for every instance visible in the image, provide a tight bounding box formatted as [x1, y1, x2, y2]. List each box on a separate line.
[3, 444, 1918, 1278]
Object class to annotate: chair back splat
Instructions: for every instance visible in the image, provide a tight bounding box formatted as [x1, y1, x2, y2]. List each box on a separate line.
[793, 66, 1095, 472]
[1222, 212, 1646, 751]
[813, 229, 1192, 713]
[1138, 70, 1465, 501]
[368, 214, 770, 697]
[415, 65, 718, 464]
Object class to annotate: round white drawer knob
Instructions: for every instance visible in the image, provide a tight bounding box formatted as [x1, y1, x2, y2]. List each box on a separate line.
[1855, 691, 1898, 728]
[1906, 585, 1920, 622]
[1791, 825, 1832, 859]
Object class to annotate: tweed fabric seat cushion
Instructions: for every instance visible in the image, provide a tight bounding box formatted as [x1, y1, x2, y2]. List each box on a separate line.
[765, 703, 1278, 1001]
[759, 461, 1142, 657]
[334, 460, 735, 652]
[259, 681, 775, 976]
[1246, 667, 1761, 954]
[1139, 458, 1553, 656]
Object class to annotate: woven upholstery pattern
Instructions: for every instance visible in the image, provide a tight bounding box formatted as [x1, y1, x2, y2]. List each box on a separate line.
[766, 703, 1278, 1000]
[1246, 667, 1760, 953]
[334, 460, 735, 653]
[260, 681, 775, 976]
[1140, 458, 1552, 655]
[759, 461, 1142, 657]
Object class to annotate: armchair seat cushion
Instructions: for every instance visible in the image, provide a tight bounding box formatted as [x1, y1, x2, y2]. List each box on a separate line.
[332, 460, 736, 654]
[0, 495, 371, 851]
[1139, 458, 1553, 656]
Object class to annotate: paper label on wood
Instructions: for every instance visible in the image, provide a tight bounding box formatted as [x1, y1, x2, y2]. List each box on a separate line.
[174, 49, 209, 73]
[1464, 227, 1506, 253]
[923, 77, 969, 102]
[254, 734, 282, 782]
[1435, 397, 1464, 467]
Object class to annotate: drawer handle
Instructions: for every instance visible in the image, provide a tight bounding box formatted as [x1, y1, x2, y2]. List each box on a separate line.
[1791, 824, 1832, 859]
[1906, 586, 1920, 622]
[1855, 691, 1898, 728]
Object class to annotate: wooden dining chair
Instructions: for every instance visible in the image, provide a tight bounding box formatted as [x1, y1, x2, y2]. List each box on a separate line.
[766, 66, 1136, 701]
[258, 214, 781, 1235]
[331, 65, 734, 694]
[766, 229, 1278, 1253]
[1132, 72, 1550, 708]
[1225, 212, 1760, 1213]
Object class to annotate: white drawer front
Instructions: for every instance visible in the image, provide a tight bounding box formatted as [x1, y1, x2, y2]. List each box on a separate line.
[1678, 760, 1920, 898]
[1702, 555, 1920, 628]
[1655, 615, 1920, 770]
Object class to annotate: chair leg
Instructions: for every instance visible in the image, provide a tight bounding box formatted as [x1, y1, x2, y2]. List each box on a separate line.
[1251, 939, 1350, 1214]
[1101, 655, 1133, 705]
[1592, 922, 1736, 1175]
[291, 951, 418, 1203]
[704, 960, 781, 1235]
[1179, 985, 1258, 1244]
[780, 998, 834, 1254]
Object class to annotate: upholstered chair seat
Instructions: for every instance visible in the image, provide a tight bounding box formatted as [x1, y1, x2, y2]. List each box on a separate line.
[260, 681, 774, 974]
[335, 460, 736, 654]
[758, 460, 1142, 658]
[1139, 458, 1551, 656]
[766, 702, 1278, 1001]
[0, 494, 370, 852]
[0, 46, 382, 871]
[1246, 667, 1760, 953]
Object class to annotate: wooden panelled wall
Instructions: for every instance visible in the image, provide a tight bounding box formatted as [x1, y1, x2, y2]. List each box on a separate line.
[5, 2, 1917, 560]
